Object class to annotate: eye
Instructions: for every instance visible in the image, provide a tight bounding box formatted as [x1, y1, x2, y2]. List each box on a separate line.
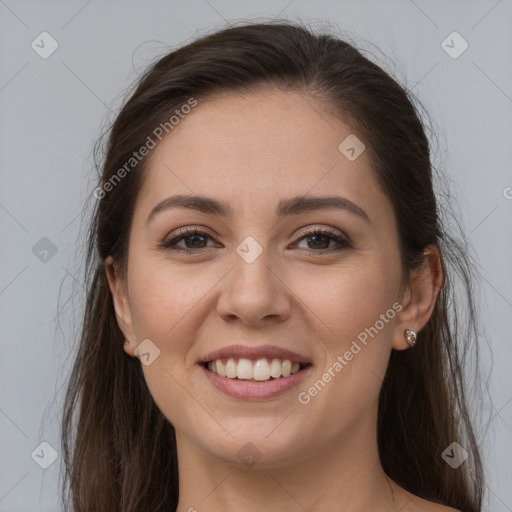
[161, 228, 216, 254]
[160, 227, 351, 255]
[292, 228, 351, 254]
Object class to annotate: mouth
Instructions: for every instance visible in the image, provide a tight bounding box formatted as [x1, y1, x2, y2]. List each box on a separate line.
[198, 344, 313, 399]
[201, 357, 312, 382]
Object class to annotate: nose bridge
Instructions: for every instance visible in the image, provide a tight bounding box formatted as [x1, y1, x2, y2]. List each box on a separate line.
[217, 234, 289, 324]
[232, 234, 276, 302]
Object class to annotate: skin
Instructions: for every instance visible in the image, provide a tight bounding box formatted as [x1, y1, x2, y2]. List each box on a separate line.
[106, 90, 452, 511]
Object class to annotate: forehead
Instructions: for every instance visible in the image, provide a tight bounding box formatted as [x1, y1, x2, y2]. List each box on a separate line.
[150, 91, 359, 177]
[135, 90, 389, 223]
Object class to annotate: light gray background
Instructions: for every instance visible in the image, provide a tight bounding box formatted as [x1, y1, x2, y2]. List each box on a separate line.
[1, 1, 511, 511]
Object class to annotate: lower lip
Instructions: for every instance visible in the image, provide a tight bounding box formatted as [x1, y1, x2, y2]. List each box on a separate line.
[200, 364, 311, 400]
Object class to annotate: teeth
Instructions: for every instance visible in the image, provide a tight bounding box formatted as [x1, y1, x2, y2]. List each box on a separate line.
[270, 358, 282, 378]
[236, 358, 253, 379]
[282, 360, 292, 377]
[207, 357, 305, 381]
[216, 359, 226, 377]
[253, 359, 271, 381]
[225, 358, 237, 378]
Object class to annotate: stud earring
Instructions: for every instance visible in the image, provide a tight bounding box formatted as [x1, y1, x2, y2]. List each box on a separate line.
[404, 329, 417, 348]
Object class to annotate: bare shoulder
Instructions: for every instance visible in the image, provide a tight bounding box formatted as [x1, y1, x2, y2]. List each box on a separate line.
[426, 505, 460, 512]
[400, 491, 461, 512]
[411, 498, 461, 512]
[389, 480, 461, 512]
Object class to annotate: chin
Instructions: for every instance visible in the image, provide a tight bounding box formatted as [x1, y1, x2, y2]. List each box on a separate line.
[198, 423, 310, 469]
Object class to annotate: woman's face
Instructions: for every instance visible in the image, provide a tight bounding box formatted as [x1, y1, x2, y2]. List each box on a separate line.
[109, 90, 413, 467]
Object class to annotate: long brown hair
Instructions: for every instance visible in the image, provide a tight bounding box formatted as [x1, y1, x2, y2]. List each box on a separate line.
[60, 20, 486, 511]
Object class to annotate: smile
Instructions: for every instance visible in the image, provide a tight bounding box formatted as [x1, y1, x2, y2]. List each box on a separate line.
[203, 357, 311, 382]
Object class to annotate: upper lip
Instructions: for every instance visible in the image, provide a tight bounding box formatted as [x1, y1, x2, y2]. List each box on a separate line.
[199, 344, 311, 364]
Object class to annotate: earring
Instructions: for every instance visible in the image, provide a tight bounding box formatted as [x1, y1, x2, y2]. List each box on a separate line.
[404, 329, 417, 348]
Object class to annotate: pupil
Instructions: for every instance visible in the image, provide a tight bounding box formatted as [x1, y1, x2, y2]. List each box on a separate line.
[309, 235, 328, 249]
[187, 235, 206, 248]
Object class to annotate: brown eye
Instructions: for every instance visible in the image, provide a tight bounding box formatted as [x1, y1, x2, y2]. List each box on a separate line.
[162, 229, 214, 253]
[161, 227, 351, 255]
[293, 229, 351, 254]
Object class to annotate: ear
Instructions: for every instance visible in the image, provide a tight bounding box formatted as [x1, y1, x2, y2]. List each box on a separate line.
[392, 244, 444, 351]
[105, 256, 136, 356]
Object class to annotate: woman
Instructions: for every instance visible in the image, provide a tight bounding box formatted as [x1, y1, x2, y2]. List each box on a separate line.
[61, 20, 484, 512]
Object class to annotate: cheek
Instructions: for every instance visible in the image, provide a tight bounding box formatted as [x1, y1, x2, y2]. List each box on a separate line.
[301, 257, 399, 343]
[298, 259, 398, 406]
[126, 260, 213, 430]
[127, 257, 215, 341]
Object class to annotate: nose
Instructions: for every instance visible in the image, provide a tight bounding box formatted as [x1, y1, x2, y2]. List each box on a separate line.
[216, 245, 291, 327]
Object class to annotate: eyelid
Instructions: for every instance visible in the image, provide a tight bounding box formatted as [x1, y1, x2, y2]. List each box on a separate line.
[166, 225, 214, 238]
[294, 225, 346, 240]
[162, 226, 215, 246]
[165, 224, 348, 241]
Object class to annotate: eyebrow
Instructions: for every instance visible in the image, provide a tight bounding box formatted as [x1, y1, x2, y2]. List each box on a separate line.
[145, 193, 371, 226]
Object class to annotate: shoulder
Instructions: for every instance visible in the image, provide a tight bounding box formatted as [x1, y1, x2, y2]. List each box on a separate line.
[409, 500, 461, 512]
[400, 493, 461, 512]
[427, 506, 460, 512]
[389, 480, 462, 512]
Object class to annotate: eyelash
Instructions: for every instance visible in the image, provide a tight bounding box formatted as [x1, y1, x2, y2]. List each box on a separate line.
[160, 227, 351, 255]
